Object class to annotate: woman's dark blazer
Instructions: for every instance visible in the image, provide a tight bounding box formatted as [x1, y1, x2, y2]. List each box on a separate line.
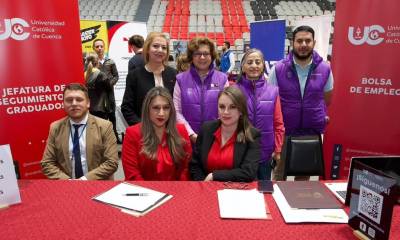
[121, 65, 177, 126]
[190, 120, 261, 182]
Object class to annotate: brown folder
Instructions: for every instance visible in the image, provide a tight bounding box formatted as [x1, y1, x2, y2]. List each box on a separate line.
[277, 181, 342, 209]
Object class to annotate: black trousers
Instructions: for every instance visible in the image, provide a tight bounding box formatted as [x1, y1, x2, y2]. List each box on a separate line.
[108, 111, 119, 142]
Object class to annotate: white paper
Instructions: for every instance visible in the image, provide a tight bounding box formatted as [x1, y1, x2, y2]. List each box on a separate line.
[0, 144, 21, 206]
[272, 184, 348, 223]
[325, 182, 348, 204]
[93, 182, 170, 212]
[121, 194, 173, 217]
[217, 189, 268, 219]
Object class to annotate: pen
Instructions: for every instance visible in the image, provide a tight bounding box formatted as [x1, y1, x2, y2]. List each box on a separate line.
[124, 193, 149, 196]
[323, 215, 344, 219]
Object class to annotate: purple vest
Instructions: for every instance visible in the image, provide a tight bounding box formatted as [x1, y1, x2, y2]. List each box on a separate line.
[236, 75, 278, 163]
[176, 65, 228, 134]
[275, 51, 330, 135]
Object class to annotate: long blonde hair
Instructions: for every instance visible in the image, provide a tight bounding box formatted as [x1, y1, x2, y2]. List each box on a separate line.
[84, 53, 99, 82]
[176, 54, 190, 73]
[140, 87, 187, 166]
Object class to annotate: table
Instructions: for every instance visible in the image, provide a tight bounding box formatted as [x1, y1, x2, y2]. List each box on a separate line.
[1, 180, 399, 240]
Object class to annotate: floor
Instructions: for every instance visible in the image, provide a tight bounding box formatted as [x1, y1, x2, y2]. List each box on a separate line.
[115, 144, 125, 180]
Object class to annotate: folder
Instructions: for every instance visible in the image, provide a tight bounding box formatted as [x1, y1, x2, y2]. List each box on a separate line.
[273, 184, 348, 223]
[276, 181, 342, 209]
[93, 182, 172, 216]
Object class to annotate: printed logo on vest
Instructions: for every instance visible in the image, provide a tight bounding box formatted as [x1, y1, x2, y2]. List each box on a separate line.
[286, 71, 293, 79]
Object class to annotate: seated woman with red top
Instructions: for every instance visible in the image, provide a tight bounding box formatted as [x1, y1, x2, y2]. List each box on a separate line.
[122, 87, 192, 180]
[190, 86, 261, 182]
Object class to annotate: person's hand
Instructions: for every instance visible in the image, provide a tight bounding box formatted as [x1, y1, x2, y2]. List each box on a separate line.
[79, 176, 88, 180]
[272, 152, 281, 162]
[190, 134, 198, 144]
[270, 152, 281, 170]
[325, 115, 330, 124]
[204, 173, 213, 181]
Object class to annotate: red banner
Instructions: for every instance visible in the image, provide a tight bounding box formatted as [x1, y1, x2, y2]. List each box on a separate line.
[324, 0, 400, 179]
[0, 0, 83, 178]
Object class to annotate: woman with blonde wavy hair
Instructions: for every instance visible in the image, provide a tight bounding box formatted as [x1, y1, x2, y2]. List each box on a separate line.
[121, 32, 177, 126]
[84, 53, 111, 120]
[122, 87, 192, 180]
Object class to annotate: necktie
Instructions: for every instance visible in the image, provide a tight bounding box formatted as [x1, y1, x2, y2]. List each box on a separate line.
[73, 124, 84, 179]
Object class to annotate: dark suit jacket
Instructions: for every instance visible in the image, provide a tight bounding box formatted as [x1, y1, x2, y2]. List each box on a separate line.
[86, 68, 111, 113]
[99, 58, 118, 112]
[121, 65, 177, 126]
[128, 53, 145, 75]
[41, 114, 119, 180]
[190, 120, 261, 182]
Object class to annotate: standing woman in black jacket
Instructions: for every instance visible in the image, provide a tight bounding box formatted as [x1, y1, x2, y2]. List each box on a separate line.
[121, 32, 177, 126]
[84, 53, 111, 120]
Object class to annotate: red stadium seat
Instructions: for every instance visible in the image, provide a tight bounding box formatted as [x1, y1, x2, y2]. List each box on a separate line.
[189, 32, 197, 39]
[216, 32, 225, 39]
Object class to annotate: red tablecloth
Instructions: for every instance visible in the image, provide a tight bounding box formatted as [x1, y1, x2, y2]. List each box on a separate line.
[1, 180, 399, 240]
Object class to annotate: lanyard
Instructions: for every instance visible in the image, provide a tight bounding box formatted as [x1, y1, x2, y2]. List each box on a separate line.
[70, 123, 87, 154]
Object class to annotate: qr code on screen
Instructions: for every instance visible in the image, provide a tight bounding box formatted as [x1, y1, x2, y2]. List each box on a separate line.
[358, 185, 383, 224]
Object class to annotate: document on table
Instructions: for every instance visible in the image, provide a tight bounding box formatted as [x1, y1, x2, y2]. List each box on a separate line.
[0, 144, 21, 207]
[120, 195, 172, 217]
[272, 184, 348, 223]
[93, 182, 172, 215]
[276, 181, 341, 209]
[217, 189, 271, 220]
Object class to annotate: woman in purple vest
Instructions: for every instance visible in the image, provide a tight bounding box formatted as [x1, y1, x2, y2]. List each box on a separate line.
[235, 49, 285, 180]
[173, 37, 229, 145]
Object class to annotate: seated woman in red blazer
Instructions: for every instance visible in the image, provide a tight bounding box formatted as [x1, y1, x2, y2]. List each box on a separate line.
[190, 86, 261, 182]
[122, 87, 192, 180]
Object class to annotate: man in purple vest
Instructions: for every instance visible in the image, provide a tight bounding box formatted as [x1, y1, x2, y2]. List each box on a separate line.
[268, 25, 334, 180]
[269, 25, 333, 135]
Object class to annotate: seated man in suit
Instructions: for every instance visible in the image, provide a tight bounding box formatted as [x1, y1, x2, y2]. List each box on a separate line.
[41, 83, 119, 180]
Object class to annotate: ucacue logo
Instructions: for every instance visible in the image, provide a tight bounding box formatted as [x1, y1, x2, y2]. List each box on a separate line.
[0, 18, 30, 41]
[348, 25, 385, 46]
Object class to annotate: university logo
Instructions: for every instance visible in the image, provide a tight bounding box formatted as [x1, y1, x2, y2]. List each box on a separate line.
[348, 25, 385, 46]
[0, 18, 30, 41]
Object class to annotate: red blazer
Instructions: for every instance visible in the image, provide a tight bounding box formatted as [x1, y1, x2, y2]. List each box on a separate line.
[122, 123, 192, 180]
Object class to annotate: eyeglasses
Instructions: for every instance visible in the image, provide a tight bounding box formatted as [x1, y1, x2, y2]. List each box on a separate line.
[193, 52, 211, 57]
[223, 182, 249, 189]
